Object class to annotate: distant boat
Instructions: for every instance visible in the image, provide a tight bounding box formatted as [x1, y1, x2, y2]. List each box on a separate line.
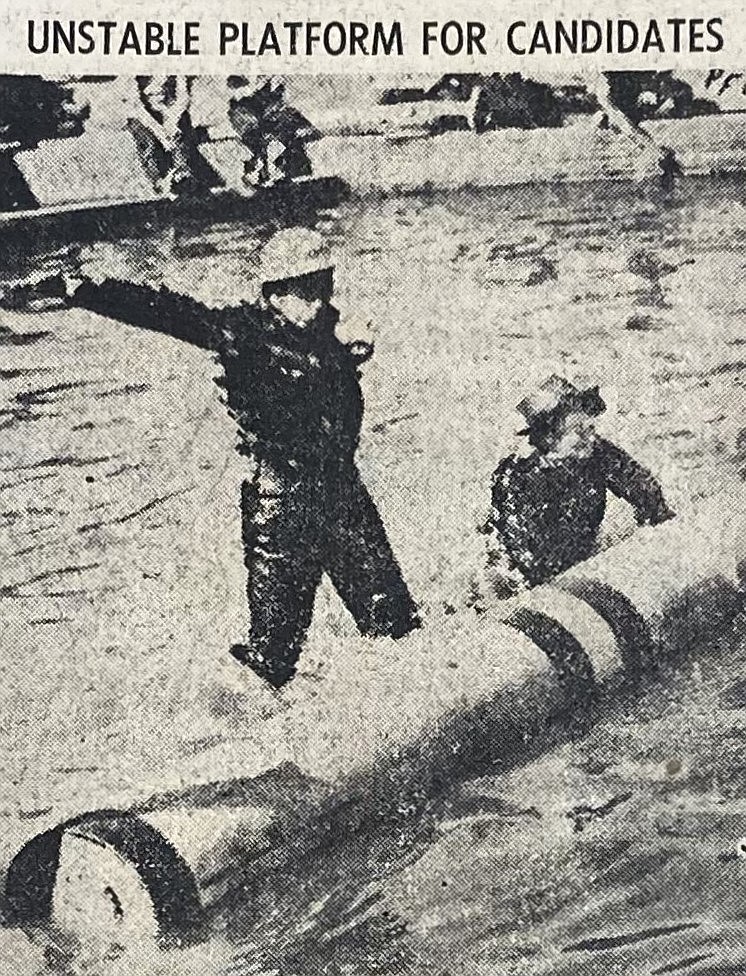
[1, 71, 744, 235]
[0, 75, 347, 243]
[0, 174, 349, 254]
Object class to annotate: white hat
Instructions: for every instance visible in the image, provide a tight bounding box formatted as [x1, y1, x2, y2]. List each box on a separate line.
[258, 228, 334, 286]
[516, 374, 606, 435]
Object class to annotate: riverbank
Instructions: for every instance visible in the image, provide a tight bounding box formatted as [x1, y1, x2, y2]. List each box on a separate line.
[6, 101, 746, 213]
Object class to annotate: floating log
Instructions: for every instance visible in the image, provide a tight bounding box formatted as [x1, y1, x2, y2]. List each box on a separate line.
[5, 484, 745, 953]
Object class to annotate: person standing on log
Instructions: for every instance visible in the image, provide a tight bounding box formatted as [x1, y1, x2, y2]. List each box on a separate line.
[9, 229, 420, 689]
[481, 375, 675, 598]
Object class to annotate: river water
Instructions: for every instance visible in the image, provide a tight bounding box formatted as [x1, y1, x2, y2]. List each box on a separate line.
[1, 172, 746, 973]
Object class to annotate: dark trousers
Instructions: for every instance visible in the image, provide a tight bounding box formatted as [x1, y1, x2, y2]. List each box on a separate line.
[241, 459, 419, 670]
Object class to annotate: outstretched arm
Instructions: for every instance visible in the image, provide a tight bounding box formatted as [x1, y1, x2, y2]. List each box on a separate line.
[71, 277, 220, 351]
[599, 437, 675, 525]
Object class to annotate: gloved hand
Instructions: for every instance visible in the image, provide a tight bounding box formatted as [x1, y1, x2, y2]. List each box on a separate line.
[76, 243, 131, 286]
[484, 535, 529, 598]
[491, 574, 524, 600]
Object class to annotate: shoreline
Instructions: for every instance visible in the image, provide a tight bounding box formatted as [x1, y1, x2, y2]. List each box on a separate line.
[1, 111, 743, 230]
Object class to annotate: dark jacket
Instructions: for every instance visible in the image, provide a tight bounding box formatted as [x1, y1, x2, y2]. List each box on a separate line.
[73, 278, 364, 473]
[490, 436, 673, 586]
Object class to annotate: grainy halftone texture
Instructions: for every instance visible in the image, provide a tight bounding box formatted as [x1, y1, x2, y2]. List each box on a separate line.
[1, 72, 746, 975]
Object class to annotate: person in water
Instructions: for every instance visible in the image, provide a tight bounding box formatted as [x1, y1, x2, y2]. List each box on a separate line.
[483, 375, 675, 596]
[1, 229, 421, 689]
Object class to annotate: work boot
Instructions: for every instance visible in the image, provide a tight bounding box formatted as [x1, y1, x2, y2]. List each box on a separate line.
[229, 644, 297, 690]
[387, 610, 422, 640]
[365, 593, 422, 640]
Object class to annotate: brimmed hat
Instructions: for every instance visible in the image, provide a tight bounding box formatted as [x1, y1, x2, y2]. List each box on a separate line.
[259, 228, 334, 291]
[516, 375, 606, 435]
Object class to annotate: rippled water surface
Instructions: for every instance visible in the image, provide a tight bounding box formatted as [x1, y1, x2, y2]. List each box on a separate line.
[1, 174, 746, 973]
